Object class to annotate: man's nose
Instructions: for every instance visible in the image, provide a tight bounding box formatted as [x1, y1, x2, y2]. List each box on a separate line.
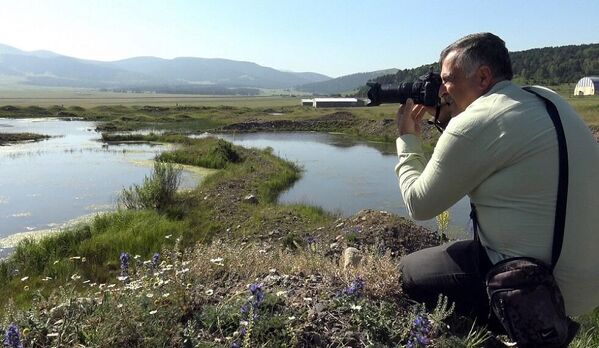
[438, 84, 448, 98]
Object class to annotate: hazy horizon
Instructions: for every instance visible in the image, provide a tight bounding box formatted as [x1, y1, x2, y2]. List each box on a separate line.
[1, 0, 599, 78]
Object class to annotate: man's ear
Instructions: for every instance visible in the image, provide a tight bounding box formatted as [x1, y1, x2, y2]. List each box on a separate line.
[477, 65, 494, 91]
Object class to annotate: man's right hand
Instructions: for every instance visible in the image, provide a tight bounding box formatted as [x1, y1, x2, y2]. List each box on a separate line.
[397, 98, 426, 136]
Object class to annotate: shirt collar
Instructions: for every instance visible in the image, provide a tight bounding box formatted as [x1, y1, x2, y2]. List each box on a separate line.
[484, 80, 512, 97]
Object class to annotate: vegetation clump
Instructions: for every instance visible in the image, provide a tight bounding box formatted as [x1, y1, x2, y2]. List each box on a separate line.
[158, 137, 242, 169]
[118, 161, 182, 211]
[0, 132, 51, 145]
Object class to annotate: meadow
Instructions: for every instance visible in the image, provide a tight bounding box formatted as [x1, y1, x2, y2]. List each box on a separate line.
[0, 85, 598, 347]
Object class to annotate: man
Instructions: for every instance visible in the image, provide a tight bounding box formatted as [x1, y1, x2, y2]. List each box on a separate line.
[395, 32, 599, 320]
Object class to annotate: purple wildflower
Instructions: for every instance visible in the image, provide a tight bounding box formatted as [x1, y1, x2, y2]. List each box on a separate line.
[119, 252, 130, 280]
[3, 323, 23, 348]
[240, 304, 249, 314]
[305, 236, 317, 246]
[231, 342, 241, 348]
[305, 236, 318, 252]
[249, 283, 261, 295]
[237, 283, 265, 330]
[151, 252, 160, 268]
[343, 276, 364, 297]
[249, 283, 264, 307]
[406, 313, 433, 347]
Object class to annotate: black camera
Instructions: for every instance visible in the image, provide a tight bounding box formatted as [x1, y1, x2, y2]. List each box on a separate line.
[367, 71, 442, 107]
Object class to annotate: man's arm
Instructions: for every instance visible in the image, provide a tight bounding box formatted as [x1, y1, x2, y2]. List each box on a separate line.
[395, 101, 495, 220]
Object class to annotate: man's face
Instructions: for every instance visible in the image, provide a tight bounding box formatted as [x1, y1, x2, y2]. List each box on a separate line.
[439, 51, 483, 114]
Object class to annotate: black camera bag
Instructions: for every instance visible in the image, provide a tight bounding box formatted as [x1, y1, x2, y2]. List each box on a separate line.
[486, 257, 569, 347]
[473, 87, 576, 347]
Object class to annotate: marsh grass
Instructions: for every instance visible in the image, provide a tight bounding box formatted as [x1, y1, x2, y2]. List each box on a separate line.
[118, 161, 182, 211]
[1, 127, 598, 346]
[0, 210, 185, 306]
[157, 137, 242, 169]
[0, 132, 51, 145]
[0, 137, 313, 306]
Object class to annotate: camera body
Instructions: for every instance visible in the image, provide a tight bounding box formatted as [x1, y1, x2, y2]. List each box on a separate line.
[367, 71, 442, 107]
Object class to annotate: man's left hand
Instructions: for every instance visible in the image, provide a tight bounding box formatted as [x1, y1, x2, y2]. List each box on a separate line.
[397, 98, 426, 136]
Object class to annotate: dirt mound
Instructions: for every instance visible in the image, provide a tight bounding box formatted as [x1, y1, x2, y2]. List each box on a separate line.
[324, 209, 441, 259]
[219, 116, 360, 133]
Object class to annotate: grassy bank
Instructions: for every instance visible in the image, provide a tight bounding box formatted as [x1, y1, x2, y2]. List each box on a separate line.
[0, 136, 321, 305]
[0, 135, 442, 346]
[1, 133, 599, 346]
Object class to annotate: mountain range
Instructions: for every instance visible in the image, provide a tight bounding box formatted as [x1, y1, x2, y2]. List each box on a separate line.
[6, 42, 595, 96]
[0, 43, 392, 94]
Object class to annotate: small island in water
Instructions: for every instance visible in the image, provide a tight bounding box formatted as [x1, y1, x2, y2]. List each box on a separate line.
[0, 132, 51, 146]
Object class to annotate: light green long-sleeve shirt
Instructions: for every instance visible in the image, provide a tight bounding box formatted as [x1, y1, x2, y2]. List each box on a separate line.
[395, 80, 599, 316]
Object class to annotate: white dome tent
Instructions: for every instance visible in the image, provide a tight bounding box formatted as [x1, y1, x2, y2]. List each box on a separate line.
[574, 76, 599, 95]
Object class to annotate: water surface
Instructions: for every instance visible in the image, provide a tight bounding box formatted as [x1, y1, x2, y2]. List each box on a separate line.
[0, 118, 199, 240]
[217, 132, 471, 232]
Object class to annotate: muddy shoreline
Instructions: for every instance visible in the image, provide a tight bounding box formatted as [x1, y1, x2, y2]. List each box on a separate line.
[219, 114, 599, 144]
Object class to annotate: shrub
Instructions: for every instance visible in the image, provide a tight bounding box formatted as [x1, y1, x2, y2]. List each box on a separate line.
[118, 161, 181, 211]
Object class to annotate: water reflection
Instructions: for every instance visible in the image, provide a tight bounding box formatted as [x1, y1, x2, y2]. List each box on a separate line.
[216, 132, 471, 233]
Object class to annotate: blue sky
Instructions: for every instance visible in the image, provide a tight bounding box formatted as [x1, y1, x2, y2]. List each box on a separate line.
[0, 0, 598, 77]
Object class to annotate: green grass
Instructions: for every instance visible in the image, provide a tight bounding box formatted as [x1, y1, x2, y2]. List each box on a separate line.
[118, 161, 182, 211]
[0, 136, 327, 309]
[0, 89, 597, 346]
[157, 137, 242, 169]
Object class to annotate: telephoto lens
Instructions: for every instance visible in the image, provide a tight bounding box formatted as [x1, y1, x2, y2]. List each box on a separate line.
[367, 72, 441, 107]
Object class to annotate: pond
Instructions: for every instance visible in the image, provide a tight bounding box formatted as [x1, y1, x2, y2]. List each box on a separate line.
[216, 132, 472, 234]
[0, 118, 200, 246]
[0, 120, 472, 254]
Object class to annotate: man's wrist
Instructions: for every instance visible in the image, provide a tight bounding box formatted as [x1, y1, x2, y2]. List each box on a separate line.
[396, 134, 423, 154]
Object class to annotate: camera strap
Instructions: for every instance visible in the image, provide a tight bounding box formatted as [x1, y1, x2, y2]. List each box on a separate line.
[428, 104, 445, 133]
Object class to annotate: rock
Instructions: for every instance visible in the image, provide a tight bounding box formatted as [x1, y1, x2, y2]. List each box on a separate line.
[243, 194, 258, 204]
[313, 302, 326, 315]
[342, 247, 362, 270]
[329, 242, 340, 251]
[49, 297, 97, 320]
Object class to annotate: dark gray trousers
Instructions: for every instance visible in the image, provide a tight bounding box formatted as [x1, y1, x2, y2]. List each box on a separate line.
[400, 240, 494, 321]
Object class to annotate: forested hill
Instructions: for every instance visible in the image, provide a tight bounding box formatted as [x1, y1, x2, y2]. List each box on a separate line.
[357, 43, 599, 95]
[295, 68, 398, 95]
[511, 43, 599, 84]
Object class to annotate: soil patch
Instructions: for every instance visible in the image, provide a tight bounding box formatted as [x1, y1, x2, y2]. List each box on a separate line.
[219, 112, 360, 134]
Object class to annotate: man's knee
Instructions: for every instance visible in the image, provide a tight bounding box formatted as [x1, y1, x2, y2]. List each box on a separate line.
[399, 250, 432, 301]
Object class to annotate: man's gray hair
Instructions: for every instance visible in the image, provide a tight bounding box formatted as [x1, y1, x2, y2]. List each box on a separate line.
[440, 33, 513, 81]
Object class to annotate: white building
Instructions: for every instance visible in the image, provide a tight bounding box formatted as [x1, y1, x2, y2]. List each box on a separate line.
[574, 76, 599, 96]
[301, 99, 313, 106]
[311, 98, 365, 108]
